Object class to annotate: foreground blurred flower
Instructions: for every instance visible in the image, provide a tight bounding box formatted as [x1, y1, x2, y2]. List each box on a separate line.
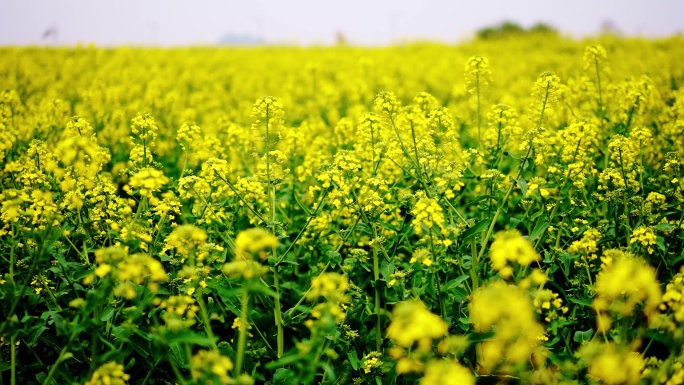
[85, 362, 130, 385]
[593, 250, 661, 331]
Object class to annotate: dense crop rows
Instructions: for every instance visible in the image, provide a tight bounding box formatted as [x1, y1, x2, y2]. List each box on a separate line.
[2, 35, 684, 384]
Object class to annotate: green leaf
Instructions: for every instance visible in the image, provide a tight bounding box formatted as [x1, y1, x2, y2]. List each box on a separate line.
[100, 305, 117, 322]
[380, 259, 395, 281]
[573, 328, 593, 343]
[530, 219, 550, 243]
[461, 219, 489, 242]
[164, 331, 216, 347]
[466, 195, 498, 208]
[326, 250, 342, 267]
[516, 178, 528, 197]
[347, 350, 360, 370]
[568, 297, 593, 307]
[656, 223, 675, 231]
[656, 236, 666, 252]
[449, 287, 468, 303]
[466, 331, 494, 343]
[266, 351, 303, 369]
[169, 343, 187, 367]
[28, 325, 49, 347]
[272, 368, 297, 384]
[530, 209, 545, 221]
[442, 275, 470, 293]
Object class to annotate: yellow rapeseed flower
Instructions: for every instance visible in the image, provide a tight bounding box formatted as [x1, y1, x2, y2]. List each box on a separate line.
[489, 229, 540, 278]
[419, 359, 474, 385]
[386, 299, 447, 350]
[85, 362, 130, 385]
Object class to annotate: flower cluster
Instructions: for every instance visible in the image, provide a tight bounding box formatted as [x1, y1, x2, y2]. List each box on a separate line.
[469, 281, 548, 373]
[489, 229, 541, 278]
[85, 362, 130, 385]
[593, 250, 662, 331]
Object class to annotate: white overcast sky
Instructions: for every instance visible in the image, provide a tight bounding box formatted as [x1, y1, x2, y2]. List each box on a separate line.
[1, 0, 682, 46]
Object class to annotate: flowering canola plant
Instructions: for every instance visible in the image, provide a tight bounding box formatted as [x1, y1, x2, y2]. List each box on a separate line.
[2, 34, 684, 385]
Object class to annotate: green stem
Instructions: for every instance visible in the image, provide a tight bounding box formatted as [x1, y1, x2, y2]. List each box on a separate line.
[624, 95, 639, 133]
[372, 239, 382, 352]
[388, 114, 432, 195]
[179, 149, 189, 180]
[476, 70, 481, 146]
[196, 295, 217, 349]
[63, 234, 88, 264]
[429, 232, 445, 320]
[167, 349, 187, 385]
[235, 287, 250, 377]
[213, 171, 268, 224]
[142, 136, 147, 168]
[595, 58, 603, 112]
[284, 217, 361, 320]
[11, 336, 16, 385]
[264, 108, 285, 357]
[9, 224, 15, 283]
[43, 282, 62, 311]
[470, 238, 479, 293]
[476, 79, 550, 262]
[274, 264, 284, 358]
[369, 117, 376, 174]
[409, 120, 425, 181]
[584, 261, 593, 286]
[477, 146, 532, 262]
[42, 327, 78, 385]
[140, 357, 163, 385]
[276, 187, 329, 265]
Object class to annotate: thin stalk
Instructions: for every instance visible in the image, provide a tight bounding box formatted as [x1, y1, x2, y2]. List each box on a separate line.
[369, 118, 376, 174]
[179, 149, 189, 180]
[477, 146, 532, 262]
[476, 80, 550, 261]
[276, 187, 329, 265]
[534, 204, 559, 250]
[1, 230, 48, 336]
[196, 295, 217, 349]
[285, 217, 361, 319]
[11, 336, 16, 385]
[167, 350, 187, 385]
[262, 106, 285, 358]
[9, 224, 15, 282]
[42, 327, 78, 385]
[213, 171, 268, 224]
[470, 238, 479, 293]
[42, 282, 62, 311]
[409, 120, 425, 181]
[624, 95, 639, 133]
[140, 357, 163, 385]
[584, 262, 594, 286]
[388, 114, 432, 196]
[142, 136, 147, 168]
[372, 240, 382, 352]
[235, 288, 250, 377]
[594, 58, 603, 112]
[476, 70, 481, 146]
[348, 191, 389, 352]
[488, 117, 503, 169]
[429, 232, 445, 320]
[617, 148, 632, 245]
[273, 264, 284, 358]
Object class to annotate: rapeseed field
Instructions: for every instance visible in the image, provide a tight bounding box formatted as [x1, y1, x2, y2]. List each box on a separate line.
[2, 34, 684, 384]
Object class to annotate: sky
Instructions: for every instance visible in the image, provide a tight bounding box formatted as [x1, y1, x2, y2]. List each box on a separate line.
[1, 0, 683, 46]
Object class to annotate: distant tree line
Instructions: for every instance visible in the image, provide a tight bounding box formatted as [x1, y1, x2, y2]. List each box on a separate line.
[476, 21, 558, 40]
